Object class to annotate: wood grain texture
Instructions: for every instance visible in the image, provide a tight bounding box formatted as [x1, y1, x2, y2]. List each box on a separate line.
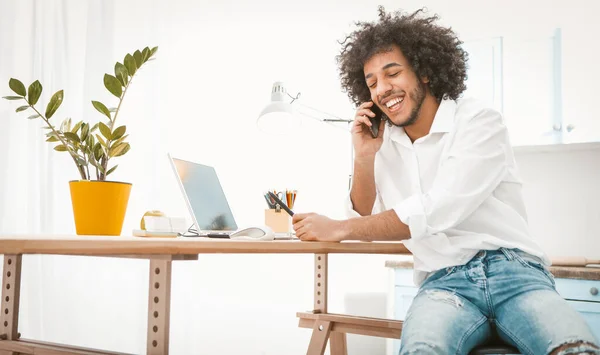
[386, 259, 600, 281]
[297, 312, 403, 339]
[1, 254, 22, 346]
[549, 266, 600, 281]
[0, 338, 132, 354]
[147, 260, 171, 355]
[329, 332, 348, 355]
[0, 235, 410, 256]
[306, 320, 332, 355]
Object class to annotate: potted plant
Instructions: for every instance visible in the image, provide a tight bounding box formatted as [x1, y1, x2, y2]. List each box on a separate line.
[3, 46, 158, 236]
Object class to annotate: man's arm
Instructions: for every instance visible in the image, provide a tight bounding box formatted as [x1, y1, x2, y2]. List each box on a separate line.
[349, 156, 377, 216]
[344, 210, 411, 241]
[293, 209, 410, 242]
[348, 101, 387, 216]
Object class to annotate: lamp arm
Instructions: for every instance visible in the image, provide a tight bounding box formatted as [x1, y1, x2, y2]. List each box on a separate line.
[294, 102, 353, 124]
[286, 91, 353, 124]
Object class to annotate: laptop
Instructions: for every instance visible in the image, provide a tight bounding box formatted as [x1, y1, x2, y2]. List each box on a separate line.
[168, 154, 240, 236]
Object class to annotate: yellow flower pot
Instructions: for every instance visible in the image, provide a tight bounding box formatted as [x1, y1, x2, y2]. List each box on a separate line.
[69, 180, 132, 236]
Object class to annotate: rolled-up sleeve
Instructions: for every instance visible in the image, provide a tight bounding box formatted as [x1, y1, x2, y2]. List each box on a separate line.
[393, 109, 509, 239]
[345, 189, 385, 218]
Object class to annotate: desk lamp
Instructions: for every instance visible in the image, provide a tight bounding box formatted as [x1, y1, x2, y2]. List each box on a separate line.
[257, 81, 354, 189]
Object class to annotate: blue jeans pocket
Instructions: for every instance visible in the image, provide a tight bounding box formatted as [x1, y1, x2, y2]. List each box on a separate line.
[515, 255, 556, 288]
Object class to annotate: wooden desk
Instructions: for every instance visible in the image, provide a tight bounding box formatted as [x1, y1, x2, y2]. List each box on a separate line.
[0, 234, 409, 355]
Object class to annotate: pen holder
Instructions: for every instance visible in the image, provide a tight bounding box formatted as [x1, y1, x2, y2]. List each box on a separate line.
[264, 209, 291, 233]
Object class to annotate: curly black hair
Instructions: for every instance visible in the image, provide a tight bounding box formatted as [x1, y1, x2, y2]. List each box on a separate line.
[336, 6, 468, 106]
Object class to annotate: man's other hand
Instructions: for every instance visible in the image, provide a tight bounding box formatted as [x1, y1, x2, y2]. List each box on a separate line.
[292, 213, 346, 242]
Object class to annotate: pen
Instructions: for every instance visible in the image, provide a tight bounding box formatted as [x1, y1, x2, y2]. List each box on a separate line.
[268, 191, 294, 217]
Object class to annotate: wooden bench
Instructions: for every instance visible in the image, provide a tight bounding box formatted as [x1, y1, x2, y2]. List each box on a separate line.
[297, 311, 402, 355]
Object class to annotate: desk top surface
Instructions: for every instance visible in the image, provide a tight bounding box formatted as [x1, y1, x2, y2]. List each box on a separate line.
[0, 234, 410, 256]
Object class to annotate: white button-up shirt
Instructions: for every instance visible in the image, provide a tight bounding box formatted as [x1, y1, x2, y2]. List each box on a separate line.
[346, 98, 549, 285]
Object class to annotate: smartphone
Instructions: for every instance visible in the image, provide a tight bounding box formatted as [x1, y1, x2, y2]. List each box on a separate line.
[368, 101, 384, 138]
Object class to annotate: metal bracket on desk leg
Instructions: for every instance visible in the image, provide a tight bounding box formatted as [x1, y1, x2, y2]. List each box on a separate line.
[147, 259, 172, 355]
[314, 254, 327, 313]
[0, 255, 22, 353]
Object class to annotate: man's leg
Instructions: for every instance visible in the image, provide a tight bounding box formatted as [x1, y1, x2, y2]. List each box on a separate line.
[490, 250, 600, 355]
[399, 284, 492, 355]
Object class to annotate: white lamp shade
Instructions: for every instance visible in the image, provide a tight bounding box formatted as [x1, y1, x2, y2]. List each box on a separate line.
[257, 82, 301, 134]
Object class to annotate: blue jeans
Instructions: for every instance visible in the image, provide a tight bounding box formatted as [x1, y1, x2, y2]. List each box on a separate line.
[399, 248, 599, 355]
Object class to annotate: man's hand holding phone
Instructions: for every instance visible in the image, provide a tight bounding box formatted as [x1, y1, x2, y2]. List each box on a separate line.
[352, 101, 386, 160]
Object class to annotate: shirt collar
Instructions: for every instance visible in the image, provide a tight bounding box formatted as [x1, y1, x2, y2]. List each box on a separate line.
[387, 98, 456, 146]
[429, 99, 456, 133]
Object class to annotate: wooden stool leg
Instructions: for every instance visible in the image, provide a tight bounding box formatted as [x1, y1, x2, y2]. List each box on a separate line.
[147, 259, 172, 355]
[306, 320, 332, 355]
[330, 332, 348, 355]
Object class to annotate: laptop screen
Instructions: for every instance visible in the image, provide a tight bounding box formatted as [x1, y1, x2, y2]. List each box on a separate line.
[169, 156, 238, 231]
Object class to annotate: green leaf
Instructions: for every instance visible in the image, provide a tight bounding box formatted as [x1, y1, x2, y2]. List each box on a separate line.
[54, 144, 68, 152]
[150, 46, 158, 57]
[46, 135, 59, 142]
[114, 62, 129, 87]
[98, 122, 111, 140]
[96, 163, 106, 174]
[106, 164, 118, 176]
[75, 156, 87, 166]
[27, 80, 42, 106]
[71, 121, 83, 133]
[104, 74, 122, 98]
[86, 134, 94, 148]
[27, 114, 40, 120]
[142, 47, 150, 62]
[94, 143, 103, 161]
[124, 54, 136, 76]
[63, 131, 80, 143]
[3, 96, 23, 100]
[90, 123, 99, 132]
[133, 50, 143, 68]
[81, 123, 90, 141]
[60, 117, 72, 132]
[9, 78, 26, 96]
[92, 100, 111, 120]
[109, 142, 130, 157]
[96, 134, 107, 148]
[113, 134, 128, 146]
[15, 105, 29, 112]
[45, 90, 64, 119]
[111, 125, 126, 140]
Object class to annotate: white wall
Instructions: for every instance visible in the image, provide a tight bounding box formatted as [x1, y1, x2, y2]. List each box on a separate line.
[515, 144, 600, 258]
[0, 1, 599, 355]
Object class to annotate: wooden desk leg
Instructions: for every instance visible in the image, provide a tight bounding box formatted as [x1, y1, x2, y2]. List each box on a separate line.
[306, 320, 332, 355]
[330, 333, 348, 355]
[147, 259, 172, 355]
[314, 254, 327, 313]
[0, 255, 22, 355]
[311, 254, 347, 355]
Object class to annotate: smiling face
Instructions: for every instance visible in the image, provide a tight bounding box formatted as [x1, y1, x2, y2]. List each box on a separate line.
[363, 45, 428, 128]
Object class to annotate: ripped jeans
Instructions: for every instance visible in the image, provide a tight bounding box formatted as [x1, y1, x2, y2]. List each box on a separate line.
[399, 248, 600, 355]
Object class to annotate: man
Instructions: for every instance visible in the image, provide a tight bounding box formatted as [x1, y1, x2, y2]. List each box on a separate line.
[292, 7, 599, 355]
